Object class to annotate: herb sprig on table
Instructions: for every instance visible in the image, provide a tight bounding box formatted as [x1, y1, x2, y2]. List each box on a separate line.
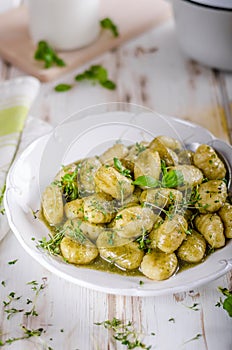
[55, 64, 116, 92]
[95, 317, 152, 349]
[75, 65, 116, 90]
[34, 41, 66, 69]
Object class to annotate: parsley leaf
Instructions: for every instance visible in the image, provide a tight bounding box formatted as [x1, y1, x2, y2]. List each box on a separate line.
[54, 84, 72, 92]
[75, 65, 116, 90]
[34, 41, 66, 69]
[100, 17, 119, 37]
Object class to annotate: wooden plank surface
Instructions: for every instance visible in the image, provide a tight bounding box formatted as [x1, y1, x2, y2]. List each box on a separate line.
[0, 0, 171, 82]
[0, 8, 232, 350]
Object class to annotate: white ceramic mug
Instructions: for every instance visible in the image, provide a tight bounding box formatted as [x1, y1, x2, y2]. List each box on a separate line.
[27, 0, 100, 51]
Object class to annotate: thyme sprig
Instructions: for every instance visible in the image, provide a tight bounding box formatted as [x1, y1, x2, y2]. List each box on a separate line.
[38, 228, 65, 256]
[95, 317, 152, 349]
[24, 279, 47, 317]
[3, 292, 23, 320]
[0, 325, 45, 347]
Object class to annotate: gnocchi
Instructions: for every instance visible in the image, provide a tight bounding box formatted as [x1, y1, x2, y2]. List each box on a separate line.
[41, 135, 231, 282]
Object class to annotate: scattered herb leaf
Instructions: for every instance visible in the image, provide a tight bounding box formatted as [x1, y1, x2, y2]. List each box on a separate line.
[8, 259, 18, 265]
[0, 325, 45, 346]
[54, 83, 73, 92]
[218, 287, 232, 317]
[34, 41, 66, 68]
[184, 333, 202, 344]
[75, 65, 116, 90]
[168, 318, 175, 323]
[100, 17, 119, 37]
[0, 184, 6, 215]
[95, 317, 151, 349]
[184, 302, 199, 311]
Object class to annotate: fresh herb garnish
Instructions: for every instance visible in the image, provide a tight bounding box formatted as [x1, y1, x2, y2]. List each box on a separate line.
[217, 287, 232, 317]
[54, 166, 79, 202]
[95, 317, 152, 349]
[8, 259, 18, 265]
[168, 318, 175, 323]
[75, 65, 116, 90]
[184, 302, 199, 311]
[113, 157, 131, 178]
[135, 142, 146, 155]
[136, 229, 151, 252]
[184, 333, 202, 344]
[3, 292, 23, 320]
[161, 169, 184, 188]
[0, 184, 6, 215]
[100, 17, 119, 37]
[0, 325, 45, 347]
[38, 228, 64, 256]
[24, 279, 47, 317]
[34, 41, 66, 68]
[54, 83, 73, 92]
[132, 169, 184, 189]
[1, 280, 6, 287]
[133, 176, 160, 188]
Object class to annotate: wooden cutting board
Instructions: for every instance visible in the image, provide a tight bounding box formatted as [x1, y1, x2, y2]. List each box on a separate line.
[0, 0, 171, 82]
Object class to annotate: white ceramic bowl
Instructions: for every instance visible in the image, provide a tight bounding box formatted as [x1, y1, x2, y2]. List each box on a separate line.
[170, 0, 232, 70]
[4, 105, 232, 296]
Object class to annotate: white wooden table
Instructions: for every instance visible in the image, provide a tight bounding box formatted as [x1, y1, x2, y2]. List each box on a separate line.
[1, 2, 232, 350]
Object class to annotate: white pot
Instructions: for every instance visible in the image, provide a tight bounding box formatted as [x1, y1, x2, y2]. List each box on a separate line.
[27, 0, 100, 51]
[171, 0, 232, 70]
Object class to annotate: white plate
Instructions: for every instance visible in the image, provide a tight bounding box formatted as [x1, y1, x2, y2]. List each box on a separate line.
[4, 109, 232, 296]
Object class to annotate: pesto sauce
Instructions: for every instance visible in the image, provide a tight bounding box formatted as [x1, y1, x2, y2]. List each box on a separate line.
[39, 209, 201, 278]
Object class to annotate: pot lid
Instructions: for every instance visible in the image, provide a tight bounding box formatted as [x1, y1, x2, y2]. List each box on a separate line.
[187, 0, 232, 10]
